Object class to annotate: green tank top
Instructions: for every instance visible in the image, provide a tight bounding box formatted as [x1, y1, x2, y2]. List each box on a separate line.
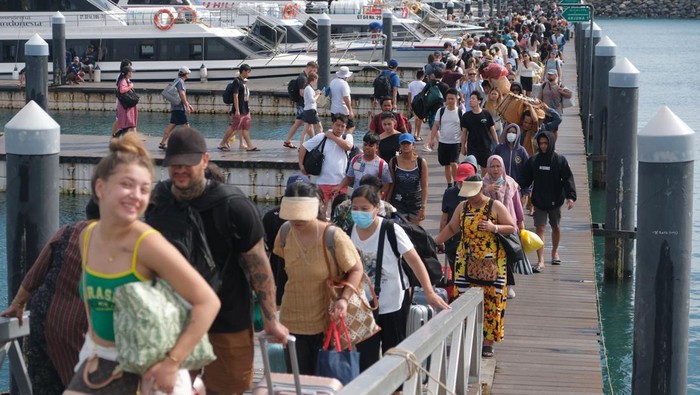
[80, 221, 156, 342]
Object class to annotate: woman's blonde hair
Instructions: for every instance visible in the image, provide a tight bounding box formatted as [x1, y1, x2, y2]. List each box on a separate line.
[91, 133, 154, 200]
[485, 89, 502, 115]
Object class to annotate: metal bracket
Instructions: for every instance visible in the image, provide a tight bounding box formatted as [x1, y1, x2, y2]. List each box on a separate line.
[0, 313, 33, 394]
[591, 223, 636, 239]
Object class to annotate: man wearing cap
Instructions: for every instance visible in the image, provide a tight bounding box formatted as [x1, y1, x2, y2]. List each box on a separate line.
[81, 44, 98, 82]
[283, 61, 318, 150]
[147, 127, 289, 394]
[159, 66, 194, 150]
[218, 64, 256, 152]
[439, 162, 476, 279]
[518, 130, 576, 272]
[536, 69, 572, 115]
[329, 66, 355, 132]
[66, 56, 85, 84]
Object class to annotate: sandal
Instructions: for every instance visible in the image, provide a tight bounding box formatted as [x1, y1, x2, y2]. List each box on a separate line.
[482, 346, 494, 358]
[217, 146, 231, 152]
[246, 147, 260, 152]
[158, 143, 167, 150]
[283, 141, 298, 149]
[552, 258, 562, 265]
[532, 264, 545, 273]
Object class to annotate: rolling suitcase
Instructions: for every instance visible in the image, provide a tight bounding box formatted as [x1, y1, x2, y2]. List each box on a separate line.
[406, 300, 435, 385]
[253, 334, 344, 395]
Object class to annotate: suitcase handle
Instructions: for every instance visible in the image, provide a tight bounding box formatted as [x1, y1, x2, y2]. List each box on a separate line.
[259, 334, 303, 395]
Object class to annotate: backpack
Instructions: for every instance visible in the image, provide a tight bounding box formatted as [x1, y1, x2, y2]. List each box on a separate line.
[161, 78, 182, 105]
[460, 48, 473, 67]
[411, 88, 428, 119]
[372, 70, 394, 99]
[347, 153, 385, 179]
[376, 218, 444, 293]
[222, 80, 236, 104]
[287, 78, 301, 102]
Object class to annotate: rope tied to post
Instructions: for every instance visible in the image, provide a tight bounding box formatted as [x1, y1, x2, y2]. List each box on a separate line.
[384, 348, 455, 395]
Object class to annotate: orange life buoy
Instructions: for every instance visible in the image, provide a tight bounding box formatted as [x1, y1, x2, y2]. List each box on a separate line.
[154, 9, 175, 30]
[402, 6, 410, 18]
[177, 6, 198, 24]
[282, 4, 297, 19]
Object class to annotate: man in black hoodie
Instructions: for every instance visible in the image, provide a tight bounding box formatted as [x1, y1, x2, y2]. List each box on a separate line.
[518, 130, 576, 272]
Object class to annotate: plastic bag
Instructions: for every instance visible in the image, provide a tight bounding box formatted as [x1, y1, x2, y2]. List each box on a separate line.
[520, 229, 544, 253]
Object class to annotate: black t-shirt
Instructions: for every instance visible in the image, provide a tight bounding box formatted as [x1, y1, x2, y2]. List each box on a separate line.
[199, 190, 266, 333]
[296, 72, 308, 106]
[231, 77, 250, 115]
[460, 110, 495, 154]
[262, 206, 286, 306]
[378, 133, 401, 162]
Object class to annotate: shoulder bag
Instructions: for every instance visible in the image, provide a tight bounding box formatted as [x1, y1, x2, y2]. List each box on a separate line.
[322, 225, 381, 350]
[161, 78, 182, 105]
[302, 137, 328, 176]
[484, 199, 530, 274]
[117, 89, 139, 109]
[561, 85, 575, 109]
[113, 279, 216, 375]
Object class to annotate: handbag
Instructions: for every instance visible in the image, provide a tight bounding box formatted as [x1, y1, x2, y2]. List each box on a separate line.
[322, 226, 381, 350]
[302, 137, 327, 176]
[113, 279, 217, 375]
[466, 255, 499, 282]
[561, 89, 575, 109]
[117, 89, 139, 108]
[64, 271, 141, 394]
[161, 78, 182, 105]
[316, 318, 360, 385]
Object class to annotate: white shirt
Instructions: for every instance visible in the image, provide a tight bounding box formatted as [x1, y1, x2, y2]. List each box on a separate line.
[435, 107, 462, 144]
[351, 218, 412, 314]
[329, 77, 351, 115]
[303, 85, 317, 111]
[302, 132, 353, 185]
[408, 79, 426, 100]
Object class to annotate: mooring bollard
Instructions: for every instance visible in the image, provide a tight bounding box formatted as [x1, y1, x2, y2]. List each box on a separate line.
[477, 0, 483, 17]
[632, 107, 695, 395]
[317, 13, 331, 89]
[575, 22, 587, 94]
[5, 101, 60, 393]
[602, 57, 638, 279]
[52, 12, 66, 87]
[382, 10, 393, 63]
[581, 22, 601, 143]
[591, 35, 617, 189]
[24, 34, 49, 110]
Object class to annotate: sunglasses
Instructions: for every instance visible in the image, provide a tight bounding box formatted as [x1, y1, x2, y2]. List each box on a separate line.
[468, 73, 477, 76]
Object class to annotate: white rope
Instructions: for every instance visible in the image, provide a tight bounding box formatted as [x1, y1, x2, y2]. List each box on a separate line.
[385, 348, 456, 395]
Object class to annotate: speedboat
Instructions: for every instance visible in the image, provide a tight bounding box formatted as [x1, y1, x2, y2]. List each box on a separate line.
[0, 0, 368, 82]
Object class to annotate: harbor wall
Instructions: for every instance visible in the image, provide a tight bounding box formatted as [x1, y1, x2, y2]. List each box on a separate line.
[507, 0, 699, 18]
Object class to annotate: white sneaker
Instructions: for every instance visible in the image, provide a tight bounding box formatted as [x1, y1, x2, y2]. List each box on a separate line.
[422, 146, 433, 152]
[507, 287, 515, 299]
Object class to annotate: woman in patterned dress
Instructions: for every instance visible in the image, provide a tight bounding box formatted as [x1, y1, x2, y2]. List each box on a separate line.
[434, 174, 516, 358]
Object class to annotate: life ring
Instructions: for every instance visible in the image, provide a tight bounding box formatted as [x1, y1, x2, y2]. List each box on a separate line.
[177, 6, 198, 24]
[282, 4, 297, 19]
[154, 9, 175, 31]
[409, 2, 421, 14]
[402, 6, 410, 18]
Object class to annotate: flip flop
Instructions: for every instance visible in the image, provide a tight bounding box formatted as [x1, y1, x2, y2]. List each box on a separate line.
[158, 143, 167, 150]
[246, 147, 261, 152]
[217, 146, 231, 152]
[482, 346, 494, 358]
[532, 265, 545, 273]
[283, 141, 298, 149]
[552, 259, 562, 265]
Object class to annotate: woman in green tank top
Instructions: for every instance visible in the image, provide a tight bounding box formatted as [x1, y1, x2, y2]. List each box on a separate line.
[69, 133, 220, 394]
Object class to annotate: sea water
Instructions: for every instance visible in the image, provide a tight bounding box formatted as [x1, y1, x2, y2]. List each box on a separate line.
[0, 18, 699, 394]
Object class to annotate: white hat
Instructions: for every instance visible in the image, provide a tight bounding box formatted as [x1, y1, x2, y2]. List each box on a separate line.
[279, 197, 320, 221]
[336, 66, 353, 79]
[472, 50, 483, 58]
[458, 175, 484, 198]
[179, 66, 191, 74]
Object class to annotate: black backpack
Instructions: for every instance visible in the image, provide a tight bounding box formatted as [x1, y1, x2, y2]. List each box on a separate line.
[287, 78, 301, 102]
[223, 80, 236, 104]
[373, 70, 394, 99]
[411, 84, 430, 119]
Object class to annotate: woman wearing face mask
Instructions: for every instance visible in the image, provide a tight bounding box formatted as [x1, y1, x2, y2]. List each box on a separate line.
[493, 123, 531, 217]
[434, 174, 517, 359]
[350, 185, 450, 372]
[482, 155, 525, 298]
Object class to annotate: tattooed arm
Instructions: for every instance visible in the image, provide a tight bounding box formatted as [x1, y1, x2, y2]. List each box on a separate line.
[240, 238, 290, 344]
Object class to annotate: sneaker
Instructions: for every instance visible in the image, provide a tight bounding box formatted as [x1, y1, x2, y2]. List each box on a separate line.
[507, 287, 516, 299]
[422, 146, 433, 152]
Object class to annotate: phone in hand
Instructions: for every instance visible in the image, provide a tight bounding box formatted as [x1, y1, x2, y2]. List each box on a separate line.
[496, 178, 505, 187]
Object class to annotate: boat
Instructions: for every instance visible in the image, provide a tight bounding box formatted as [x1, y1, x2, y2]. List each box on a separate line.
[0, 0, 370, 82]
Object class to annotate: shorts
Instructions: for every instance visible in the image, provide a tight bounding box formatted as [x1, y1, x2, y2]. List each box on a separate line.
[302, 109, 320, 124]
[331, 113, 355, 129]
[533, 205, 562, 228]
[520, 76, 534, 92]
[202, 328, 254, 394]
[295, 104, 304, 120]
[229, 113, 252, 130]
[468, 150, 491, 168]
[319, 184, 347, 204]
[438, 142, 460, 166]
[169, 110, 188, 126]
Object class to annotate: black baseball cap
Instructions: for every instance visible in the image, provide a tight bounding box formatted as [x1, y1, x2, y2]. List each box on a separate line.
[163, 127, 207, 166]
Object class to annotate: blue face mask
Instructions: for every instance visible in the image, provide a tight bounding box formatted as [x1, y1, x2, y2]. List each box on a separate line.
[351, 210, 375, 229]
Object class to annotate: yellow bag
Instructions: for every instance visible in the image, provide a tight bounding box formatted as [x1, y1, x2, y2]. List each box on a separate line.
[520, 229, 544, 253]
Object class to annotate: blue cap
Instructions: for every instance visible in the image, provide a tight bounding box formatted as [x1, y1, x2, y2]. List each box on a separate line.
[369, 21, 382, 30]
[399, 133, 415, 144]
[286, 174, 310, 187]
[388, 59, 399, 69]
[507, 39, 515, 47]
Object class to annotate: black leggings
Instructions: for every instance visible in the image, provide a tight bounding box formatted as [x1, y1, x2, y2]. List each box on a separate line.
[356, 292, 412, 371]
[285, 332, 325, 375]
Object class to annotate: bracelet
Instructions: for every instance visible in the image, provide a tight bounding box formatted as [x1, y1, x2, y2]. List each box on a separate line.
[493, 225, 499, 234]
[165, 351, 181, 364]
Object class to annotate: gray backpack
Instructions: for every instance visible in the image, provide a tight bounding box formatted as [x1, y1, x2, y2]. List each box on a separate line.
[162, 78, 182, 105]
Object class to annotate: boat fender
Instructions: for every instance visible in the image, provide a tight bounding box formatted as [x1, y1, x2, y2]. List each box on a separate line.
[177, 6, 198, 24]
[409, 2, 421, 14]
[154, 8, 176, 30]
[200, 64, 208, 83]
[11, 66, 18, 80]
[402, 6, 410, 18]
[282, 3, 297, 19]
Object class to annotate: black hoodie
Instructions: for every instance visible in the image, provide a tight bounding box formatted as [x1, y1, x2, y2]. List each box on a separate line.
[518, 130, 577, 210]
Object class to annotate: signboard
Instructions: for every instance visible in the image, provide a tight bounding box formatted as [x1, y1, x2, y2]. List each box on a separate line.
[562, 7, 590, 22]
[559, 0, 580, 4]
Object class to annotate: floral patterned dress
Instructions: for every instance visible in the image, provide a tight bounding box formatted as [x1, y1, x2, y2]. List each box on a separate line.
[454, 200, 507, 342]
